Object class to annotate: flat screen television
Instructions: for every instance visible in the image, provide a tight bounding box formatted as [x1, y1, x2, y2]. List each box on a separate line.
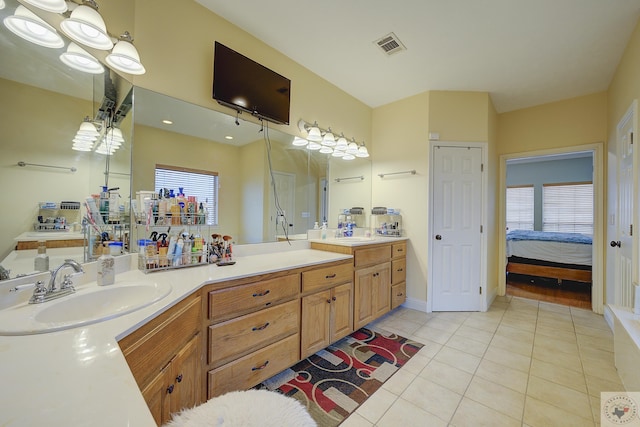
[213, 41, 291, 125]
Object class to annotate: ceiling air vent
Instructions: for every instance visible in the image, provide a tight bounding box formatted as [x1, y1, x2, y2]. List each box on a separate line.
[374, 32, 406, 56]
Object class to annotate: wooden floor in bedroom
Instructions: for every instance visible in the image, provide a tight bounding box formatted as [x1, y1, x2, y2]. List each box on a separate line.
[506, 274, 592, 310]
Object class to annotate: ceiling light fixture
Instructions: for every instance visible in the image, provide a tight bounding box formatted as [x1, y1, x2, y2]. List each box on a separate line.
[0, 0, 5, 10]
[298, 119, 369, 160]
[3, 5, 64, 48]
[59, 42, 104, 74]
[105, 31, 145, 75]
[60, 0, 113, 50]
[22, 0, 67, 13]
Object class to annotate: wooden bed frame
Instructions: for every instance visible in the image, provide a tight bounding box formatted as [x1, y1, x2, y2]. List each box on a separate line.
[506, 257, 592, 284]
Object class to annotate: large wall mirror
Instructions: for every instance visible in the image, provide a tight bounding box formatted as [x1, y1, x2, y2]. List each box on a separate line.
[0, 0, 372, 279]
[0, 0, 132, 278]
[131, 88, 372, 245]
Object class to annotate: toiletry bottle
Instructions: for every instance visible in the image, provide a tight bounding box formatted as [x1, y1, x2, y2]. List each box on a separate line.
[97, 253, 115, 286]
[34, 241, 49, 272]
[321, 222, 327, 240]
[99, 186, 109, 223]
[314, 221, 319, 230]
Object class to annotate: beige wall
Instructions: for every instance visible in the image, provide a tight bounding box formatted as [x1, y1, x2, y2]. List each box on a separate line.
[428, 91, 491, 141]
[497, 92, 608, 155]
[131, 0, 371, 146]
[372, 92, 430, 305]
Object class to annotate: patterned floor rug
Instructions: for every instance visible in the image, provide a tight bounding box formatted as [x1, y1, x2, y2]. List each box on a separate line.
[257, 328, 424, 426]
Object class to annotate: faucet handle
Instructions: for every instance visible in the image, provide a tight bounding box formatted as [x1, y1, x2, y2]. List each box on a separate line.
[60, 274, 75, 291]
[28, 281, 47, 304]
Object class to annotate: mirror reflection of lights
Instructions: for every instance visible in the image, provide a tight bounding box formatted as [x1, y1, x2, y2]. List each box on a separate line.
[225, 135, 233, 140]
[231, 97, 248, 108]
[162, 119, 173, 125]
[73, 329, 98, 365]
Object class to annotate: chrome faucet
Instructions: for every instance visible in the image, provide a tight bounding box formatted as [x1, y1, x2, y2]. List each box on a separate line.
[28, 259, 84, 304]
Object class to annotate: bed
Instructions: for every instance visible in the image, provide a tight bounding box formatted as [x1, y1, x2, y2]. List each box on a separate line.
[506, 230, 592, 284]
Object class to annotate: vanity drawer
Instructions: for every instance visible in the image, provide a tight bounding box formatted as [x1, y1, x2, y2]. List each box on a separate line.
[391, 282, 406, 310]
[392, 259, 406, 285]
[302, 262, 352, 292]
[207, 333, 300, 398]
[354, 245, 392, 267]
[392, 242, 407, 259]
[209, 274, 300, 323]
[208, 300, 299, 367]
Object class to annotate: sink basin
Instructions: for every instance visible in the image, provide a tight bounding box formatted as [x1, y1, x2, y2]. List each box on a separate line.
[0, 282, 172, 335]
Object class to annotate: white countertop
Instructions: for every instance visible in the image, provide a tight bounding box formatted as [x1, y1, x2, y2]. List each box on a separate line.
[13, 231, 85, 242]
[0, 241, 352, 426]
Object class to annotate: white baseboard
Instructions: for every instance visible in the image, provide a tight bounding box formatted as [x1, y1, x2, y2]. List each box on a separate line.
[401, 297, 428, 313]
[604, 304, 614, 332]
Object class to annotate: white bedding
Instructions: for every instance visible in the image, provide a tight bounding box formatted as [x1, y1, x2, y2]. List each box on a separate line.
[506, 239, 592, 266]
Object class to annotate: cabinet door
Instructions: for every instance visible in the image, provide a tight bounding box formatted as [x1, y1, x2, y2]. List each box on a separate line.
[170, 333, 202, 416]
[374, 262, 392, 318]
[141, 365, 171, 426]
[301, 290, 331, 358]
[331, 282, 353, 343]
[354, 265, 376, 329]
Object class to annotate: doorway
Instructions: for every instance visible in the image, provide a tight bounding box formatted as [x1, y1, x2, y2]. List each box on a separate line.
[498, 143, 605, 313]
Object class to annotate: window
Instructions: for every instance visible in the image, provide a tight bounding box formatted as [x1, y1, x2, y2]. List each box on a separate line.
[506, 185, 534, 231]
[543, 182, 593, 234]
[154, 164, 219, 225]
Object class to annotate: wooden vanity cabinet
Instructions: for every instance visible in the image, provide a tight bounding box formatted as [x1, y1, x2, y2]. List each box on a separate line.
[205, 273, 302, 399]
[311, 240, 407, 330]
[119, 293, 202, 426]
[391, 242, 407, 309]
[300, 262, 353, 358]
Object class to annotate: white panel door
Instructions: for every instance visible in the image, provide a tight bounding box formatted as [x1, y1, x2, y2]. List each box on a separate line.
[432, 146, 482, 311]
[615, 114, 634, 307]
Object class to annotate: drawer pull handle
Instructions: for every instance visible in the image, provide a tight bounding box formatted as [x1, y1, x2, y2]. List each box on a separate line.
[397, 292, 404, 297]
[332, 296, 337, 301]
[252, 361, 269, 371]
[252, 290, 270, 297]
[325, 273, 337, 279]
[176, 374, 183, 383]
[327, 299, 331, 304]
[166, 384, 174, 394]
[252, 322, 270, 331]
[397, 268, 404, 272]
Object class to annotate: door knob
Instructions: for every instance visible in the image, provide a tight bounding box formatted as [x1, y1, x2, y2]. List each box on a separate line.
[610, 240, 621, 248]
[435, 235, 442, 240]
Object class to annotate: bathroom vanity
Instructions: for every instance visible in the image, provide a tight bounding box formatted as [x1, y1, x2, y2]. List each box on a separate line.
[0, 238, 407, 426]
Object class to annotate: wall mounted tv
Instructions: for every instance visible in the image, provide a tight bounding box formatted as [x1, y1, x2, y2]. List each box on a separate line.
[213, 41, 291, 125]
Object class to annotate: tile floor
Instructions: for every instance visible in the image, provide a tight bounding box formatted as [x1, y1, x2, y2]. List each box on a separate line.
[341, 295, 625, 427]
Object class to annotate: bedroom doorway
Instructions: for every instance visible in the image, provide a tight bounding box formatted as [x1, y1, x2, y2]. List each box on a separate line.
[498, 143, 605, 313]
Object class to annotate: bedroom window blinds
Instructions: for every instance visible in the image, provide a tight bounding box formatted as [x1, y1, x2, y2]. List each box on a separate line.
[542, 182, 593, 234]
[155, 165, 219, 226]
[506, 185, 534, 231]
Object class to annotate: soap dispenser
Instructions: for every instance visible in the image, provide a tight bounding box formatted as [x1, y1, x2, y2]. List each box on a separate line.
[97, 253, 115, 286]
[34, 241, 49, 272]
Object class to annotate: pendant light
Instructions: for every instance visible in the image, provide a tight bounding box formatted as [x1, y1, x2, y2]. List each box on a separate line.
[0, 0, 6, 10]
[321, 128, 336, 146]
[22, 0, 67, 13]
[105, 31, 145, 75]
[60, 0, 113, 50]
[3, 5, 64, 48]
[60, 42, 104, 74]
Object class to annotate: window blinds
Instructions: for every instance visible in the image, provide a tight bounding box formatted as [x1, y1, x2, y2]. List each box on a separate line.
[506, 186, 534, 231]
[543, 183, 593, 234]
[155, 166, 219, 225]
